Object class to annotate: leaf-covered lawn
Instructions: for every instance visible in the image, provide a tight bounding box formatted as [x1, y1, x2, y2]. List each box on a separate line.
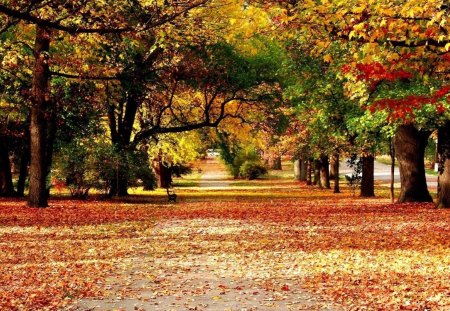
[1, 182, 450, 310]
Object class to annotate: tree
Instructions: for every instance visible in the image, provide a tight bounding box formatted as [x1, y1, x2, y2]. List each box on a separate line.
[0, 0, 209, 206]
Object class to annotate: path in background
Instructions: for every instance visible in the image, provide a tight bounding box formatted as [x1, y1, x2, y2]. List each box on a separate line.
[197, 156, 232, 189]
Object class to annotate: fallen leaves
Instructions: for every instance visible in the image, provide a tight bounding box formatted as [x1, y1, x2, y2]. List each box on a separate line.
[1, 183, 450, 310]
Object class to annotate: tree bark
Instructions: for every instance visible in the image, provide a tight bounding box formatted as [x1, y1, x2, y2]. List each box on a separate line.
[300, 159, 307, 181]
[16, 141, 30, 197]
[436, 120, 450, 208]
[294, 159, 301, 180]
[320, 156, 331, 189]
[329, 155, 337, 179]
[389, 138, 395, 203]
[394, 124, 433, 203]
[306, 160, 312, 185]
[332, 153, 340, 193]
[271, 156, 282, 170]
[360, 154, 375, 197]
[313, 159, 322, 187]
[28, 26, 52, 207]
[0, 138, 15, 196]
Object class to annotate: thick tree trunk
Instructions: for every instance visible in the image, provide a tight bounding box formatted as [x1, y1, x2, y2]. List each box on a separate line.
[313, 159, 322, 187]
[332, 153, 340, 193]
[320, 156, 331, 189]
[28, 26, 52, 208]
[300, 159, 307, 181]
[0, 138, 15, 196]
[360, 154, 375, 197]
[394, 124, 432, 203]
[271, 156, 282, 170]
[436, 120, 450, 208]
[306, 160, 312, 186]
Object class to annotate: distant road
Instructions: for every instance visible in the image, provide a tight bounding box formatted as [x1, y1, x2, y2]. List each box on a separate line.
[339, 159, 438, 188]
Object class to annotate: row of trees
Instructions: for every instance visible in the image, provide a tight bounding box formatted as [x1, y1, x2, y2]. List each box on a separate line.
[258, 0, 450, 207]
[1, 0, 450, 208]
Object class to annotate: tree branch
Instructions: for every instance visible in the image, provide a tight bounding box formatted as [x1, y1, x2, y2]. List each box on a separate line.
[50, 70, 121, 80]
[0, 1, 208, 34]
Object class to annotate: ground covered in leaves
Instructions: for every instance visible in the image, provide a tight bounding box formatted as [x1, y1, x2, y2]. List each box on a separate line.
[1, 161, 450, 310]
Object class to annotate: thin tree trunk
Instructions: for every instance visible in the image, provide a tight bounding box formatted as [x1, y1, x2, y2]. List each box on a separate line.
[329, 155, 337, 179]
[306, 160, 312, 186]
[0, 138, 15, 196]
[436, 120, 450, 208]
[333, 153, 340, 193]
[394, 124, 432, 203]
[16, 142, 30, 197]
[390, 138, 395, 203]
[320, 156, 331, 189]
[313, 159, 322, 187]
[300, 159, 307, 181]
[271, 156, 282, 170]
[360, 154, 375, 197]
[294, 159, 301, 180]
[28, 26, 52, 208]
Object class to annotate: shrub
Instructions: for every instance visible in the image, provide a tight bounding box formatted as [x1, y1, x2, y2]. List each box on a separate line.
[52, 139, 104, 199]
[53, 140, 158, 197]
[239, 161, 268, 180]
[222, 147, 261, 178]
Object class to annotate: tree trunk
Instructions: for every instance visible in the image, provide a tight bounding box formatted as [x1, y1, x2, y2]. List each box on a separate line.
[436, 120, 450, 208]
[16, 141, 30, 197]
[360, 154, 375, 197]
[306, 160, 312, 186]
[329, 155, 337, 179]
[313, 159, 322, 187]
[300, 159, 307, 181]
[107, 62, 147, 196]
[294, 159, 301, 180]
[0, 138, 15, 196]
[320, 156, 330, 189]
[28, 26, 52, 208]
[394, 124, 432, 203]
[271, 156, 282, 170]
[332, 153, 340, 193]
[389, 138, 395, 203]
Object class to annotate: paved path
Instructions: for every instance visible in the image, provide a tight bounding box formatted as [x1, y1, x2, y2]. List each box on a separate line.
[197, 157, 232, 189]
[69, 158, 344, 311]
[71, 219, 343, 311]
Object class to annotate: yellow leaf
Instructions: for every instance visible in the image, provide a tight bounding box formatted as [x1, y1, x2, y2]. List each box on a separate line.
[323, 54, 332, 63]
